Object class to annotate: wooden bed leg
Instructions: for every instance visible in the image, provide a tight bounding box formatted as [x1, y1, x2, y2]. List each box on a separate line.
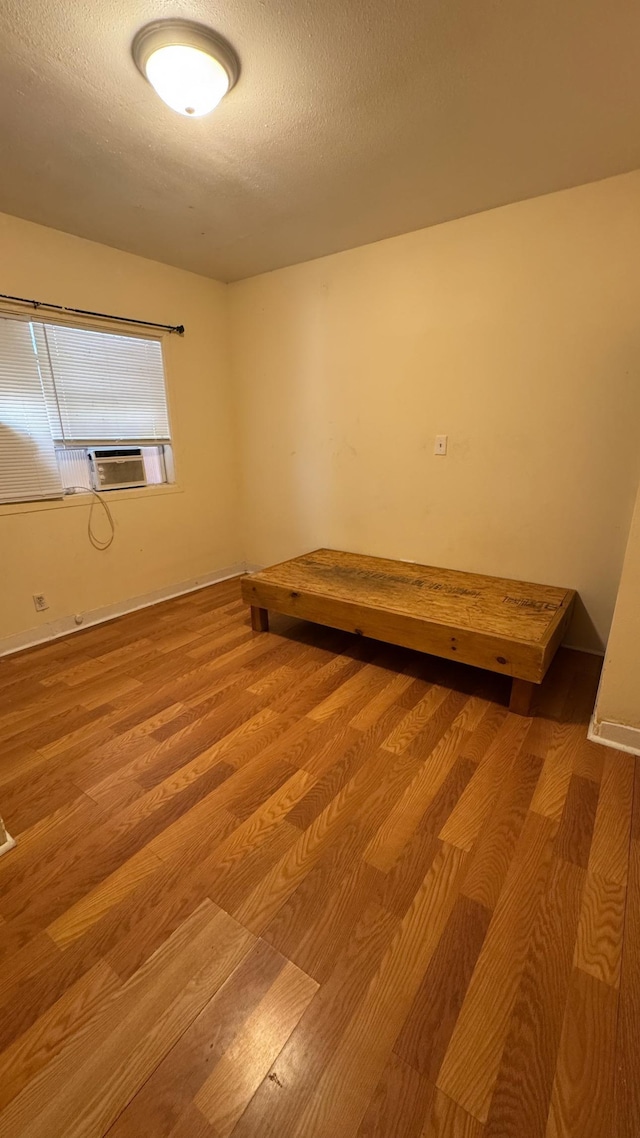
[250, 606, 269, 632]
[510, 678, 535, 716]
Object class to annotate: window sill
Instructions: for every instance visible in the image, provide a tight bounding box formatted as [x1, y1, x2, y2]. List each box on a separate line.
[0, 482, 183, 517]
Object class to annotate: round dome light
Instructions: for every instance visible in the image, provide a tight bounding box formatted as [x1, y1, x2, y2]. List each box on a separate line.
[132, 20, 239, 118]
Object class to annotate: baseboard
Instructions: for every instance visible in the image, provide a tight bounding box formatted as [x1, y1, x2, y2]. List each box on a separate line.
[0, 831, 16, 858]
[563, 643, 605, 657]
[588, 714, 640, 756]
[0, 559, 606, 664]
[0, 562, 249, 658]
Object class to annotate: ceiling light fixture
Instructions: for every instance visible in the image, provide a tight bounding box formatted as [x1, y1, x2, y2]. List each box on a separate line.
[132, 19, 239, 118]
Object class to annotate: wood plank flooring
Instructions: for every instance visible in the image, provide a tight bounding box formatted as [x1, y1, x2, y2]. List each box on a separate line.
[0, 577, 636, 1138]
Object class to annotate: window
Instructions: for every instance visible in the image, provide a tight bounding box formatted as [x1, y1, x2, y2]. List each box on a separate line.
[0, 314, 173, 505]
[0, 318, 62, 504]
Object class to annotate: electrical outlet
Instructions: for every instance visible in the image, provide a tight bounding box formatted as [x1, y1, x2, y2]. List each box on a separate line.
[33, 593, 49, 612]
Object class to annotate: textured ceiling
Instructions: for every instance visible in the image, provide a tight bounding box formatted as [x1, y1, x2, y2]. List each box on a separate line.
[1, 1, 639, 282]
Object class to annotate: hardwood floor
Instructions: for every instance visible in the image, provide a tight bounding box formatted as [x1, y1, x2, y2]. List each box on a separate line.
[0, 576, 637, 1138]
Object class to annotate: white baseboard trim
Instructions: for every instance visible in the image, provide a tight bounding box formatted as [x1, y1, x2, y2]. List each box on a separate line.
[0, 558, 607, 668]
[588, 713, 640, 756]
[0, 562, 248, 659]
[0, 810, 15, 855]
[0, 831, 16, 858]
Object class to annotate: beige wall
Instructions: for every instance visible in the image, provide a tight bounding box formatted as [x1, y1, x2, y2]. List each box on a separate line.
[229, 171, 640, 651]
[593, 484, 640, 729]
[3, 172, 640, 656]
[0, 213, 241, 643]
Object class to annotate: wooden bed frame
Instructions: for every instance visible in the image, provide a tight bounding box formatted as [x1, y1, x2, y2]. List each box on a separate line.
[241, 549, 576, 715]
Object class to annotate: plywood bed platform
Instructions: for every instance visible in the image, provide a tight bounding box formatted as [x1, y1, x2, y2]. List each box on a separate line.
[241, 549, 576, 715]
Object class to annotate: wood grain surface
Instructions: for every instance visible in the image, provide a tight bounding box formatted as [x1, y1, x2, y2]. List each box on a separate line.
[0, 578, 632, 1138]
[241, 549, 575, 685]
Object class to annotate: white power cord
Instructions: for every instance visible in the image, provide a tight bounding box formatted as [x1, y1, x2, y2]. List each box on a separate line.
[63, 486, 116, 550]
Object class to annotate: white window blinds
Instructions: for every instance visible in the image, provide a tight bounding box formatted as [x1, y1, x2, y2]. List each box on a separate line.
[33, 324, 170, 445]
[0, 317, 63, 504]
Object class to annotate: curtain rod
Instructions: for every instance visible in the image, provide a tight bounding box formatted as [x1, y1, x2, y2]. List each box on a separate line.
[0, 293, 184, 335]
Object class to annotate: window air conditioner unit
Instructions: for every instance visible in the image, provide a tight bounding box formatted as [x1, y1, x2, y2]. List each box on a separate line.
[89, 448, 147, 492]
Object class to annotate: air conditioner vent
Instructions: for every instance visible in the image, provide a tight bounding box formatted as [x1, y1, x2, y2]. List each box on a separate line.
[89, 448, 147, 492]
